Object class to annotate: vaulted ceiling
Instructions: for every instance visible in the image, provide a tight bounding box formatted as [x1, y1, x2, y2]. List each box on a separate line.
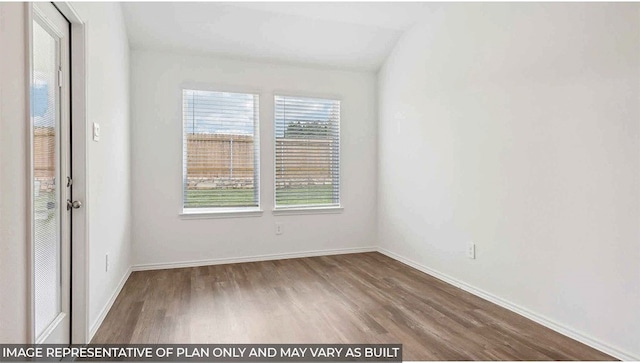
[121, 2, 433, 71]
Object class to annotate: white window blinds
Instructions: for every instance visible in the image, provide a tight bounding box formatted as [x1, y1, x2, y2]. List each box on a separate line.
[182, 89, 260, 209]
[274, 95, 340, 208]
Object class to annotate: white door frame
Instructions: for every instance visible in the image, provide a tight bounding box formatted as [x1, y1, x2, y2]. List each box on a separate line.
[26, 2, 89, 344]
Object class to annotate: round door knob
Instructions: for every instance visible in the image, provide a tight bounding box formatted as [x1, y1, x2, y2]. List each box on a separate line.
[67, 200, 82, 210]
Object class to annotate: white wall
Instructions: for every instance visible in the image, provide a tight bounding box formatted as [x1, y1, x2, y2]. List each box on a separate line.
[377, 3, 640, 359]
[62, 3, 132, 335]
[0, 2, 30, 343]
[130, 49, 377, 267]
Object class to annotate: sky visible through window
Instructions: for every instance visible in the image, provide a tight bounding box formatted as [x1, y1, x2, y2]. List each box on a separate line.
[184, 90, 256, 135]
[275, 95, 339, 138]
[183, 90, 337, 136]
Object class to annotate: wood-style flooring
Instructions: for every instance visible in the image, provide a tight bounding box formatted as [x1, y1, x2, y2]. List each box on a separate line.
[91, 252, 614, 361]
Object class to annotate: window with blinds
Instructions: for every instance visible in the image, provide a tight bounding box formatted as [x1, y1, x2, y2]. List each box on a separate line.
[274, 95, 340, 208]
[182, 89, 260, 210]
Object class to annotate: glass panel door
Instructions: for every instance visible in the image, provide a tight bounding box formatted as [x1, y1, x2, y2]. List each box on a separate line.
[32, 18, 61, 339]
[32, 3, 70, 343]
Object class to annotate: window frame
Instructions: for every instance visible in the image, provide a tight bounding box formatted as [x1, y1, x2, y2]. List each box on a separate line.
[272, 92, 343, 214]
[179, 85, 263, 218]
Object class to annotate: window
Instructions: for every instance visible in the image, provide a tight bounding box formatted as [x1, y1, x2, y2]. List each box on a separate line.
[274, 95, 340, 209]
[182, 89, 260, 211]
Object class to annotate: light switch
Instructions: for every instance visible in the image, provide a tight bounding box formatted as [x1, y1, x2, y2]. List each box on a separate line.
[93, 123, 100, 141]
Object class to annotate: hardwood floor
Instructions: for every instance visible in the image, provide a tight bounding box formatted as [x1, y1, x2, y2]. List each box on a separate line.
[91, 252, 614, 361]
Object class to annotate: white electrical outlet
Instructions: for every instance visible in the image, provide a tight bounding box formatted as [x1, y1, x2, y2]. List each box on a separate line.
[275, 223, 283, 235]
[467, 242, 476, 259]
[105, 253, 109, 272]
[93, 122, 100, 141]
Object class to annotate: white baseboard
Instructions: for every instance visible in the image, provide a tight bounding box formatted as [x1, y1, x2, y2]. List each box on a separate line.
[88, 267, 132, 341]
[132, 246, 377, 272]
[377, 247, 638, 361]
[94, 246, 636, 360]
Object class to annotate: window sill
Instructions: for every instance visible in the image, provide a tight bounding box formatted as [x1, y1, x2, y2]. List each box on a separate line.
[272, 206, 344, 216]
[180, 208, 263, 219]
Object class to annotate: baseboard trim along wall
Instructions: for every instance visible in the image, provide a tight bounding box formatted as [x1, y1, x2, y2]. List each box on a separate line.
[89, 267, 132, 341]
[376, 247, 638, 361]
[131, 246, 377, 272]
[99, 247, 635, 360]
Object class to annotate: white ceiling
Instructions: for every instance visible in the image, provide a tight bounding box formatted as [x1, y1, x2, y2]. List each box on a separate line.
[121, 2, 432, 71]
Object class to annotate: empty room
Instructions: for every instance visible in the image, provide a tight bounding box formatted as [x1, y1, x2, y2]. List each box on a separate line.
[0, 1, 639, 361]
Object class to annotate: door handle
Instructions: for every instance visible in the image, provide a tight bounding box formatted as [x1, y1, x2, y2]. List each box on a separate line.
[67, 199, 82, 210]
